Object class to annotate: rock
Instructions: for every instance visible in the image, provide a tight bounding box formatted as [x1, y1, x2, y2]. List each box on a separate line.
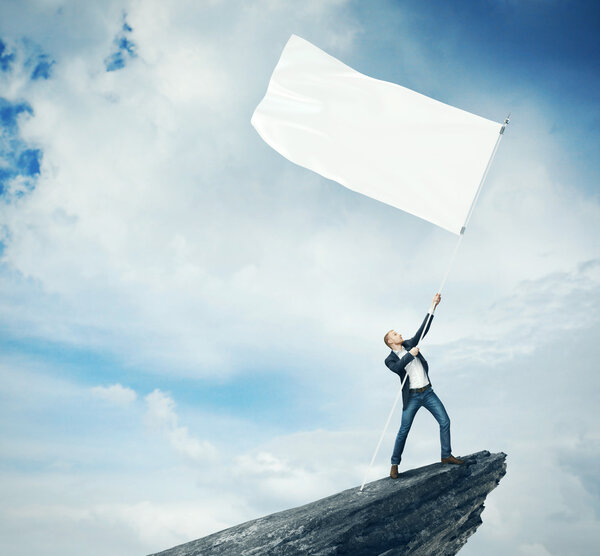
[149, 450, 506, 556]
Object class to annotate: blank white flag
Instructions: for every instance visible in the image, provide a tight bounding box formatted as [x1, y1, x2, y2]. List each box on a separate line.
[251, 34, 502, 235]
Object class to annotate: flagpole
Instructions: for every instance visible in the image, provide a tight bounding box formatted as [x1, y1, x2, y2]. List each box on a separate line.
[359, 114, 510, 493]
[460, 113, 510, 235]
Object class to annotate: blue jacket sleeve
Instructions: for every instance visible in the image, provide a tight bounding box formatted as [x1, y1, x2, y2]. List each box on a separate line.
[385, 352, 415, 376]
[406, 313, 434, 348]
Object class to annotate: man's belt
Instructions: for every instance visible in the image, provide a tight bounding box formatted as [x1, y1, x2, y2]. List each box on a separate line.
[409, 383, 431, 393]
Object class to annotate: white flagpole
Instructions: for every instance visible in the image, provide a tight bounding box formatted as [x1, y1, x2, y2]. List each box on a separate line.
[459, 113, 510, 235]
[359, 114, 510, 492]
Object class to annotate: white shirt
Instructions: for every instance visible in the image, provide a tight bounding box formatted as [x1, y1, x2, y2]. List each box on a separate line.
[393, 347, 430, 389]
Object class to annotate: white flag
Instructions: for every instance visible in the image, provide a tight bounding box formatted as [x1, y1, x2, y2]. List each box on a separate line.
[251, 34, 503, 235]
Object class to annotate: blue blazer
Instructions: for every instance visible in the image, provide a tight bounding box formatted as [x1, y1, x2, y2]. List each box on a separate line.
[384, 313, 434, 410]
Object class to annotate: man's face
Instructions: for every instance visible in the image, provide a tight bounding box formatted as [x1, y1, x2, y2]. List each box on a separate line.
[388, 330, 403, 346]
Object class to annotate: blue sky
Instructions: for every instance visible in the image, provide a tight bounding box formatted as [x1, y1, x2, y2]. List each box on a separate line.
[0, 1, 599, 555]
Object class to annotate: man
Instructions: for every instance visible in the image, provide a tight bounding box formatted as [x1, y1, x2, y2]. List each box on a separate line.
[384, 293, 464, 479]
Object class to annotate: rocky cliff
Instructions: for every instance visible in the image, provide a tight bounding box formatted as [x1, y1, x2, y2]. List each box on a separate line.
[150, 450, 506, 556]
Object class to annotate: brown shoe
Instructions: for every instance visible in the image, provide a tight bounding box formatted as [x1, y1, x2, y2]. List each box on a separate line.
[390, 464, 399, 479]
[441, 455, 465, 465]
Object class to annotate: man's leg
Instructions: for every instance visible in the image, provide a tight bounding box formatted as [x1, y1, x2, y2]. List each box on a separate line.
[422, 389, 451, 459]
[391, 395, 421, 466]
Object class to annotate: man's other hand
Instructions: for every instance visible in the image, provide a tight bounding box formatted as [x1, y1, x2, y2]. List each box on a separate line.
[432, 293, 441, 309]
[410, 347, 419, 356]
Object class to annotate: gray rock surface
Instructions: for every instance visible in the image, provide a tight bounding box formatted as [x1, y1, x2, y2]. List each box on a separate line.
[150, 450, 506, 556]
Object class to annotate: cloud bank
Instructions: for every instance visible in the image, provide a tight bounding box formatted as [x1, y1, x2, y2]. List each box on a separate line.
[0, 1, 598, 555]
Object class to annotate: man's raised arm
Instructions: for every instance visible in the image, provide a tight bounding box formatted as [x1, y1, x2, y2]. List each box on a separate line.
[407, 293, 441, 346]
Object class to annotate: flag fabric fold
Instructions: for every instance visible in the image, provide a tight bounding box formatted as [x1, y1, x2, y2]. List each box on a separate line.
[251, 34, 502, 235]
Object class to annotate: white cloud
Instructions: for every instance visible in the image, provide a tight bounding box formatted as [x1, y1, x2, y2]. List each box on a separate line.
[236, 450, 287, 474]
[436, 257, 600, 366]
[0, 0, 367, 378]
[144, 389, 218, 463]
[91, 383, 137, 405]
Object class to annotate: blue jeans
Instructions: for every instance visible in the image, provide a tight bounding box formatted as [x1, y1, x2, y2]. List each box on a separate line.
[391, 386, 451, 465]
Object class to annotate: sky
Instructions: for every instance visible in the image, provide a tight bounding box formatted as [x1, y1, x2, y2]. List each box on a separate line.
[0, 1, 599, 555]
